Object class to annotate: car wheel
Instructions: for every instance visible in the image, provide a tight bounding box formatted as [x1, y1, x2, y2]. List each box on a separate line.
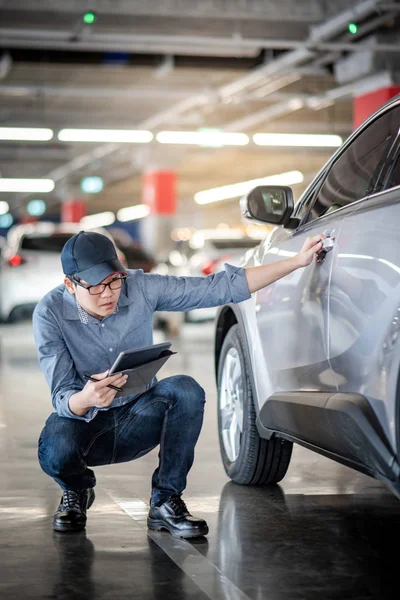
[217, 324, 293, 485]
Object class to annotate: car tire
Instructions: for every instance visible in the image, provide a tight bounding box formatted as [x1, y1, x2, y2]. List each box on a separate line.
[217, 324, 293, 485]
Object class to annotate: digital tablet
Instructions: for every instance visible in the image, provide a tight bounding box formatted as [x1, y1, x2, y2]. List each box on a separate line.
[109, 341, 172, 374]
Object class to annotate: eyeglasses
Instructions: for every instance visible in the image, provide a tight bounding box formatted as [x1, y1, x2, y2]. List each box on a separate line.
[72, 275, 127, 296]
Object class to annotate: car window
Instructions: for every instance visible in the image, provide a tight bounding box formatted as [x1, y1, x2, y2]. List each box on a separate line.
[305, 105, 399, 222]
[20, 234, 73, 252]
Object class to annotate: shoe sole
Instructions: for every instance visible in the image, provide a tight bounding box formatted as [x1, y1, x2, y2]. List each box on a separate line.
[147, 518, 208, 538]
[53, 490, 96, 533]
[53, 522, 86, 533]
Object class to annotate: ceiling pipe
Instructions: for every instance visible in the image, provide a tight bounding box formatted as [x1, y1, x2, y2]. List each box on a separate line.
[224, 71, 393, 131]
[218, 0, 388, 100]
[0, 84, 199, 100]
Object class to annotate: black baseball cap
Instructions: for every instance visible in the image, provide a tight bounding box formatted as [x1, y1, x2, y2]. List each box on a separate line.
[61, 230, 126, 285]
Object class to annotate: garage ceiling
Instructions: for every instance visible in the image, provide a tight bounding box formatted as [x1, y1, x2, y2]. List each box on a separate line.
[0, 0, 399, 228]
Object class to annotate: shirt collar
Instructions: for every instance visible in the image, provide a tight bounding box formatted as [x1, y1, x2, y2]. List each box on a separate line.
[63, 279, 134, 320]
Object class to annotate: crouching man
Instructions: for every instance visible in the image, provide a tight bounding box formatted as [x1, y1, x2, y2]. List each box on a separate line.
[33, 230, 323, 537]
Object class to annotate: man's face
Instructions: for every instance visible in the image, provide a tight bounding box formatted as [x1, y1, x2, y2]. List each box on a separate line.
[64, 272, 125, 320]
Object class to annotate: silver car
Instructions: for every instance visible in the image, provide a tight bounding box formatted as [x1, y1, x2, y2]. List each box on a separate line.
[215, 95, 400, 497]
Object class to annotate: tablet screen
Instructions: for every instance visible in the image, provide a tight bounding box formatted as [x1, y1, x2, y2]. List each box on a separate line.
[109, 341, 172, 374]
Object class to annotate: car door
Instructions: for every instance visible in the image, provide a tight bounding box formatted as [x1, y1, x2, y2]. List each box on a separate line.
[253, 205, 342, 397]
[326, 102, 400, 449]
[254, 100, 400, 401]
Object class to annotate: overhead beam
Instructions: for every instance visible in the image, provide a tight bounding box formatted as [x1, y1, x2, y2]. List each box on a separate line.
[0, 84, 201, 100]
[0, 0, 354, 21]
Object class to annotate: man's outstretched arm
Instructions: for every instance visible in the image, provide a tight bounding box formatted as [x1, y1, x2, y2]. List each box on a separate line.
[244, 234, 324, 293]
[139, 234, 324, 312]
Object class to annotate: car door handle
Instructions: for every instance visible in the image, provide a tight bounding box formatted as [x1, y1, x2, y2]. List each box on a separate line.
[317, 231, 335, 263]
[321, 237, 335, 252]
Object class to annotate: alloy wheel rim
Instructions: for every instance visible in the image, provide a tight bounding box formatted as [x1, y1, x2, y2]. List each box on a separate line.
[219, 347, 244, 463]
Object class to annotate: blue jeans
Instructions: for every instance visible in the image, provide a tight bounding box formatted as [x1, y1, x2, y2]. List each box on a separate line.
[38, 375, 206, 506]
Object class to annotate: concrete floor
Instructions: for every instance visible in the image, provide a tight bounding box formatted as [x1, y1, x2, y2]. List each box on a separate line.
[0, 319, 399, 600]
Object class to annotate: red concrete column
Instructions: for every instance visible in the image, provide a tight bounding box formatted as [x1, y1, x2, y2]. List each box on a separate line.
[61, 199, 87, 223]
[353, 86, 400, 129]
[20, 215, 39, 224]
[142, 170, 177, 215]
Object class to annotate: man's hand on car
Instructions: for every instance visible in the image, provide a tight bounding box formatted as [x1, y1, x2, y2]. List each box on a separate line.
[295, 234, 325, 268]
[245, 233, 325, 293]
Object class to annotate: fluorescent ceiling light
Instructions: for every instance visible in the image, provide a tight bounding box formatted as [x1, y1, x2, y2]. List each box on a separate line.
[156, 131, 249, 146]
[117, 204, 151, 222]
[194, 170, 304, 205]
[253, 133, 343, 147]
[0, 127, 54, 141]
[80, 211, 115, 229]
[58, 129, 153, 143]
[0, 178, 55, 193]
[0, 201, 9, 215]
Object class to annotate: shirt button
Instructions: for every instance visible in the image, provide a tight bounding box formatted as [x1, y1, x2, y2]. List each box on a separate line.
[109, 348, 113, 352]
[101, 324, 105, 328]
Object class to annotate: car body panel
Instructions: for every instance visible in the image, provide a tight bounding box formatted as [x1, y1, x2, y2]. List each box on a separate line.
[250, 215, 343, 405]
[328, 186, 400, 452]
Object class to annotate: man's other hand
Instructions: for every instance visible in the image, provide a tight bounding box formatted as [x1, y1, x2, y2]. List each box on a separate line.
[83, 370, 129, 408]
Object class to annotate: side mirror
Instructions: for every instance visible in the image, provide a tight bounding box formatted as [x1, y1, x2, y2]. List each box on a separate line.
[240, 185, 299, 229]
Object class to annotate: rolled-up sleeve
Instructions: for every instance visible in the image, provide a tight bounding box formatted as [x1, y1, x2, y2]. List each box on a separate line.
[32, 306, 95, 421]
[140, 263, 251, 312]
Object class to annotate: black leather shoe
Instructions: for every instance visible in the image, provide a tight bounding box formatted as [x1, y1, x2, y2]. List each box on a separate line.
[53, 489, 95, 532]
[147, 495, 208, 538]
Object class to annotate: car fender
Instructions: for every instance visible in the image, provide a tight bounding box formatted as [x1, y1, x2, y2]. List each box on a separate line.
[215, 296, 274, 415]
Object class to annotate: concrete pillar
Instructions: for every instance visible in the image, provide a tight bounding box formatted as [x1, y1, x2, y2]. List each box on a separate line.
[353, 85, 400, 129]
[140, 170, 177, 259]
[61, 199, 87, 223]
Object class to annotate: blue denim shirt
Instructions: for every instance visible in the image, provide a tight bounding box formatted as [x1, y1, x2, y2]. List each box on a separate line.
[32, 264, 251, 422]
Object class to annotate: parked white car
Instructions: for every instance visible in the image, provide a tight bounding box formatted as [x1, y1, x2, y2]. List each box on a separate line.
[0, 222, 126, 322]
